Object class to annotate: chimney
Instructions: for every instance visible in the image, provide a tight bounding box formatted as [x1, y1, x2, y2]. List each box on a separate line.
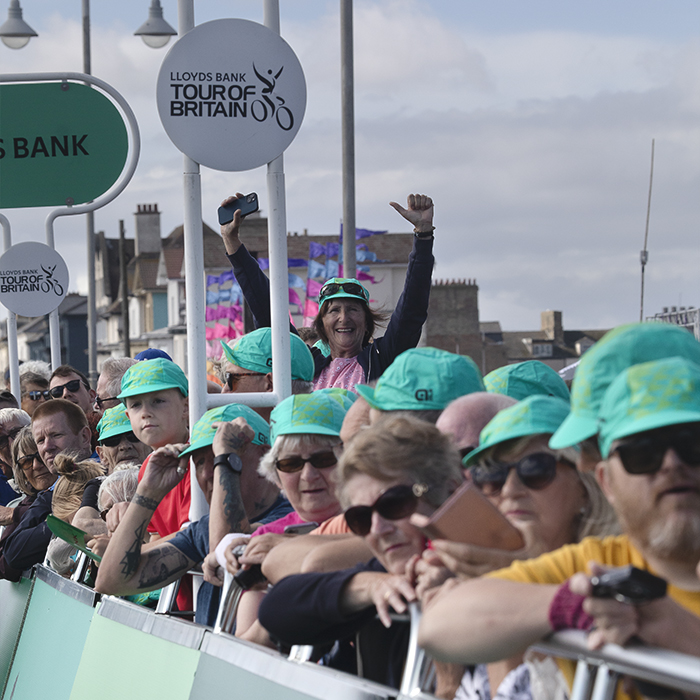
[541, 310, 564, 345]
[134, 204, 161, 256]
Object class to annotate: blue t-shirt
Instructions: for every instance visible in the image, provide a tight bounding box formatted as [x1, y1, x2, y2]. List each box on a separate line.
[0, 473, 17, 507]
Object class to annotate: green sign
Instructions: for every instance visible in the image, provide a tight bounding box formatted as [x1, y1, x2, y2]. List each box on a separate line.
[0, 82, 128, 208]
[47, 514, 102, 562]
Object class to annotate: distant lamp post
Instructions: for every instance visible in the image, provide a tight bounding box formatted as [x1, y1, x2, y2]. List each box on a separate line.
[0, 0, 37, 49]
[134, 0, 176, 48]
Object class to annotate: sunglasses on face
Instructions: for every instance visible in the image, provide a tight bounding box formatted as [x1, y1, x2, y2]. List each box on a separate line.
[25, 390, 51, 402]
[49, 379, 86, 399]
[471, 452, 560, 496]
[17, 452, 41, 471]
[613, 425, 700, 475]
[94, 395, 120, 410]
[225, 371, 264, 391]
[275, 450, 338, 474]
[0, 426, 23, 449]
[319, 281, 369, 305]
[98, 431, 140, 448]
[344, 483, 429, 537]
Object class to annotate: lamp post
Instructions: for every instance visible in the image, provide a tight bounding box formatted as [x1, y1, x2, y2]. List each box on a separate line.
[0, 0, 36, 49]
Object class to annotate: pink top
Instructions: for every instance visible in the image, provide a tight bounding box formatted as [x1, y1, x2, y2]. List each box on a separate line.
[313, 356, 366, 393]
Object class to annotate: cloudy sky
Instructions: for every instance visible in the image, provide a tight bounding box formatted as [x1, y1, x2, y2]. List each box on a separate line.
[1, 0, 699, 331]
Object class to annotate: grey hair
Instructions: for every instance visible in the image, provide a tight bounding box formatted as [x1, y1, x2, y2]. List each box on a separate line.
[19, 360, 51, 381]
[100, 357, 137, 398]
[258, 433, 343, 486]
[376, 408, 443, 425]
[97, 467, 139, 512]
[11, 426, 38, 495]
[292, 379, 313, 394]
[0, 408, 30, 429]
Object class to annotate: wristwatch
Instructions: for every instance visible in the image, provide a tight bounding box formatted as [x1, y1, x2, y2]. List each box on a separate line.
[213, 452, 242, 473]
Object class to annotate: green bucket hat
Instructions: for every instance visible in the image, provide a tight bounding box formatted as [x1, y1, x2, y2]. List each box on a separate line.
[314, 387, 358, 412]
[318, 277, 370, 306]
[484, 361, 570, 402]
[464, 395, 571, 467]
[269, 393, 347, 444]
[598, 356, 700, 458]
[118, 358, 188, 400]
[549, 323, 700, 450]
[97, 404, 133, 442]
[179, 404, 270, 457]
[220, 328, 314, 382]
[355, 347, 484, 412]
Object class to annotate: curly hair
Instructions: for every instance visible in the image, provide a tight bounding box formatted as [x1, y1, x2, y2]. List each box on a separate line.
[51, 454, 104, 522]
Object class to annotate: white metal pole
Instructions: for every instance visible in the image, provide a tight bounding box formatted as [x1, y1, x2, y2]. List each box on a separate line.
[340, 0, 356, 279]
[0, 214, 20, 400]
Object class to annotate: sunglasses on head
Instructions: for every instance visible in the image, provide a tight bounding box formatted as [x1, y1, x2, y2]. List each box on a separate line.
[319, 281, 369, 305]
[0, 426, 23, 449]
[275, 450, 338, 473]
[225, 371, 264, 391]
[471, 452, 560, 496]
[613, 424, 700, 475]
[49, 379, 85, 399]
[98, 431, 140, 448]
[344, 483, 429, 537]
[17, 452, 41, 471]
[25, 390, 51, 402]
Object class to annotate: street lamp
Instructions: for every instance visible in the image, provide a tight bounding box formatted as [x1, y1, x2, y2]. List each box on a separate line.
[0, 0, 37, 49]
[134, 0, 176, 48]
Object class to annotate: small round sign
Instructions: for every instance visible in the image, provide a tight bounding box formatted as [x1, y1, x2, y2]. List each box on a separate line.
[157, 19, 307, 172]
[0, 242, 69, 317]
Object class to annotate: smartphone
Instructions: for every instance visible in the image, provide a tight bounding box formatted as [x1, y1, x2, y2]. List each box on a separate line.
[218, 193, 259, 225]
[284, 522, 318, 536]
[590, 565, 667, 604]
[419, 482, 524, 550]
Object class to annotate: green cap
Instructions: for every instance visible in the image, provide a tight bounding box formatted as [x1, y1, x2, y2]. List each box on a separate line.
[97, 404, 133, 442]
[598, 356, 700, 458]
[465, 395, 572, 467]
[549, 323, 700, 450]
[318, 277, 370, 306]
[484, 361, 570, 402]
[179, 404, 270, 457]
[220, 329, 314, 382]
[269, 393, 347, 444]
[314, 387, 358, 412]
[355, 347, 484, 412]
[118, 358, 188, 400]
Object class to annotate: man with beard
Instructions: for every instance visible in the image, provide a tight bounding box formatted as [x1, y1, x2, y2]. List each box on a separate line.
[420, 356, 700, 674]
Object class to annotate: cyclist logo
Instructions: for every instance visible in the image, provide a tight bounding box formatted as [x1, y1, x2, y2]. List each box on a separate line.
[252, 63, 294, 131]
[41, 264, 65, 297]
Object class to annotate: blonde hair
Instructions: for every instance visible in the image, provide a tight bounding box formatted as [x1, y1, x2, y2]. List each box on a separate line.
[11, 425, 39, 495]
[51, 455, 104, 522]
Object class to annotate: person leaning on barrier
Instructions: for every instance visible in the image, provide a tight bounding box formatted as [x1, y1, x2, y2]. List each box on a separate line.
[220, 192, 435, 391]
[420, 356, 700, 685]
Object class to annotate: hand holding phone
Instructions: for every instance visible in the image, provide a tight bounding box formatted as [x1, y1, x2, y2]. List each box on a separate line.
[590, 565, 667, 604]
[218, 192, 259, 225]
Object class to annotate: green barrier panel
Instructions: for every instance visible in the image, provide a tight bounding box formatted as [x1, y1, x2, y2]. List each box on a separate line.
[0, 575, 33, 696]
[4, 568, 97, 700]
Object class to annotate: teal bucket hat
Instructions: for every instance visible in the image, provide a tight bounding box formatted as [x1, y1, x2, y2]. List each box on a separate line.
[97, 404, 133, 442]
[598, 356, 700, 458]
[318, 277, 370, 306]
[549, 323, 700, 450]
[314, 387, 358, 412]
[269, 393, 347, 444]
[220, 328, 314, 382]
[355, 347, 484, 412]
[179, 404, 270, 458]
[464, 395, 572, 467]
[118, 358, 188, 400]
[484, 361, 570, 402]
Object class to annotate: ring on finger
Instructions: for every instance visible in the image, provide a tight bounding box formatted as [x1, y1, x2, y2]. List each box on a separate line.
[384, 590, 392, 601]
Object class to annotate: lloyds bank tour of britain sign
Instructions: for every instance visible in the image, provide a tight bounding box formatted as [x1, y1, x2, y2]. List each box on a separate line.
[157, 18, 307, 172]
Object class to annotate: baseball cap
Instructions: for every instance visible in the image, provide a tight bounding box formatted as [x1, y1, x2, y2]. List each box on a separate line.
[465, 395, 572, 467]
[598, 356, 700, 458]
[179, 404, 270, 457]
[314, 387, 358, 411]
[134, 348, 173, 361]
[318, 278, 370, 306]
[549, 323, 700, 449]
[355, 347, 484, 412]
[118, 358, 188, 400]
[269, 393, 347, 444]
[220, 328, 314, 382]
[484, 361, 570, 402]
[97, 404, 133, 442]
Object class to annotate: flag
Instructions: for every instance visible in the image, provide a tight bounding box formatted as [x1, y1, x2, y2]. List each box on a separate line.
[357, 249, 378, 262]
[309, 241, 326, 258]
[326, 242, 340, 258]
[325, 259, 339, 278]
[289, 273, 305, 289]
[306, 278, 323, 298]
[258, 258, 270, 270]
[289, 288, 303, 312]
[340, 223, 387, 241]
[288, 258, 308, 268]
[304, 298, 319, 317]
[308, 259, 326, 279]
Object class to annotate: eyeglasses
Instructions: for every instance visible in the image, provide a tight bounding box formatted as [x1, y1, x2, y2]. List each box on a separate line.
[94, 395, 120, 410]
[98, 431, 140, 448]
[344, 483, 429, 537]
[25, 390, 51, 402]
[17, 452, 41, 471]
[49, 379, 86, 399]
[613, 425, 700, 475]
[0, 426, 23, 449]
[275, 450, 338, 473]
[225, 371, 264, 391]
[471, 452, 560, 496]
[100, 505, 113, 521]
[319, 281, 369, 305]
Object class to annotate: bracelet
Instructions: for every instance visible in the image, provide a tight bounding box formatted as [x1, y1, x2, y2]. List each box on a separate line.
[548, 579, 594, 631]
[414, 227, 435, 239]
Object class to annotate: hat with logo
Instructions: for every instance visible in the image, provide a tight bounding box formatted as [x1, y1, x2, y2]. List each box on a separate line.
[269, 393, 347, 444]
[220, 328, 314, 382]
[118, 358, 188, 399]
[484, 360, 570, 402]
[597, 356, 700, 458]
[464, 395, 572, 467]
[97, 404, 133, 442]
[318, 278, 370, 307]
[549, 323, 700, 450]
[355, 347, 484, 412]
[314, 387, 358, 411]
[134, 348, 173, 362]
[179, 404, 270, 457]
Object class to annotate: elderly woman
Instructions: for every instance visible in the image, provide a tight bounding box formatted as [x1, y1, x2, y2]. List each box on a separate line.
[220, 193, 436, 390]
[257, 415, 463, 689]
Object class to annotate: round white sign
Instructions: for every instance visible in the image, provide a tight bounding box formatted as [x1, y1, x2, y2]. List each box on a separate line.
[157, 19, 307, 172]
[0, 242, 69, 317]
